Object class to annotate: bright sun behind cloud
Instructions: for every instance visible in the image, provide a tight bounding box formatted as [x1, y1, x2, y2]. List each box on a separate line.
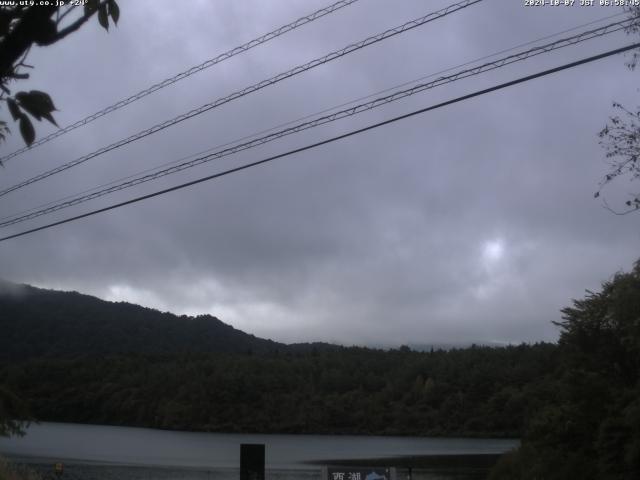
[482, 239, 505, 263]
[472, 238, 507, 300]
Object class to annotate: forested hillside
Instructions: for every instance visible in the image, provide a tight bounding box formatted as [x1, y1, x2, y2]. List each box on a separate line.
[0, 282, 288, 359]
[0, 280, 559, 438]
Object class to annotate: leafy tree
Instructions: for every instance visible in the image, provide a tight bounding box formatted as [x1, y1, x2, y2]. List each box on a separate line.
[555, 260, 640, 383]
[0, 0, 120, 148]
[596, 6, 640, 213]
[491, 260, 640, 479]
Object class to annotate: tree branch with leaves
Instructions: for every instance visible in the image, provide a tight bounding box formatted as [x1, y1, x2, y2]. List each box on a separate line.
[0, 0, 119, 438]
[595, 6, 640, 214]
[0, 0, 120, 149]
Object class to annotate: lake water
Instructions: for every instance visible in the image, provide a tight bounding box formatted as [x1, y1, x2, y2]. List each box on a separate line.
[0, 422, 518, 479]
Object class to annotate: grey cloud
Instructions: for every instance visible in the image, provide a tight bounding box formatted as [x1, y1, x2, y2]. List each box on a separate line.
[1, 0, 638, 346]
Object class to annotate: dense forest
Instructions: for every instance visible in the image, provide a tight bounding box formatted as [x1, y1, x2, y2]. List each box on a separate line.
[0, 344, 556, 437]
[1, 260, 640, 479]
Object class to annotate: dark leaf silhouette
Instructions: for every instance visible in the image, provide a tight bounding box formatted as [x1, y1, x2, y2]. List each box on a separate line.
[15, 91, 58, 126]
[6, 98, 20, 121]
[98, 3, 109, 31]
[108, 0, 120, 25]
[18, 115, 35, 146]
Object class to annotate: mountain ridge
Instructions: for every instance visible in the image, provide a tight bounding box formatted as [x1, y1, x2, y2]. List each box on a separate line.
[0, 280, 337, 360]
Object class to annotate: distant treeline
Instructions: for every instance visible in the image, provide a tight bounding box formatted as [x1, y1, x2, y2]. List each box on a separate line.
[0, 344, 556, 437]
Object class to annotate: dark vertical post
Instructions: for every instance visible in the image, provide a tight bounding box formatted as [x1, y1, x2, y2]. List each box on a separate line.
[240, 443, 265, 480]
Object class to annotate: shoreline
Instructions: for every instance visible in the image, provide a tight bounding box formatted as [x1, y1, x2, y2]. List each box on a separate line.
[5, 452, 505, 470]
[308, 453, 504, 468]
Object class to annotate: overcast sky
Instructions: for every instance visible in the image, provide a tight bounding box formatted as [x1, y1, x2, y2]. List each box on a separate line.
[1, 0, 639, 346]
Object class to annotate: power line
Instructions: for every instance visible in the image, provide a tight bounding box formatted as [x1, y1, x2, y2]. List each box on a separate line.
[0, 17, 632, 228]
[3, 10, 625, 225]
[1, 17, 630, 226]
[1, 42, 636, 244]
[0, 0, 483, 199]
[1, 12, 626, 225]
[0, 0, 361, 164]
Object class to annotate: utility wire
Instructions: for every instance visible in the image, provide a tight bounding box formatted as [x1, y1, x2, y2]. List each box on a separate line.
[0, 17, 632, 228]
[0, 0, 361, 164]
[1, 12, 627, 225]
[0, 0, 482, 199]
[1, 42, 637, 244]
[2, 10, 625, 225]
[0, 9, 629, 230]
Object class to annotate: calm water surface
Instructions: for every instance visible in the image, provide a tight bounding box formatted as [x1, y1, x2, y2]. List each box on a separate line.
[0, 422, 518, 480]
